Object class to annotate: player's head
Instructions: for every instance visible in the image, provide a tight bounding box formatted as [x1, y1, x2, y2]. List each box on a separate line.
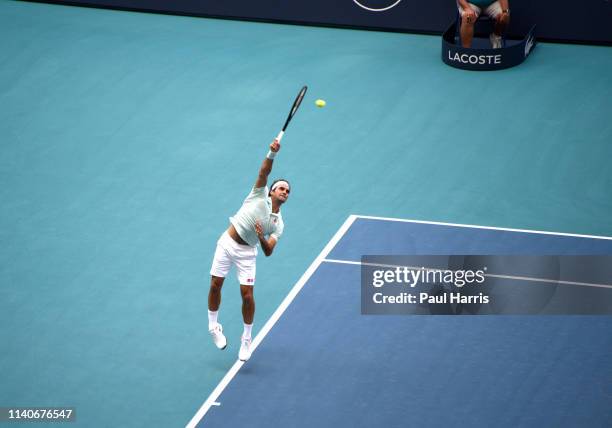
[269, 179, 290, 204]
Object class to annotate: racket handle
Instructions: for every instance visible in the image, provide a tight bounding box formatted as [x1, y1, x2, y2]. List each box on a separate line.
[275, 130, 285, 143]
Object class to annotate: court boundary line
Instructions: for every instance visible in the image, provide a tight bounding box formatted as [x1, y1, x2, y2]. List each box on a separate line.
[354, 215, 612, 241]
[185, 215, 358, 428]
[323, 258, 612, 289]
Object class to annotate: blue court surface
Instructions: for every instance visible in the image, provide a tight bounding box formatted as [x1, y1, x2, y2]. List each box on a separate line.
[190, 215, 612, 428]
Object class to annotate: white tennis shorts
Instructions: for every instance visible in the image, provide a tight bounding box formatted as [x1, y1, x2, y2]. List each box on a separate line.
[210, 231, 258, 286]
[458, 1, 502, 19]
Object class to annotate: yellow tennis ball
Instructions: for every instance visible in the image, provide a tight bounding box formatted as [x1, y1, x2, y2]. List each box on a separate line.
[315, 99, 326, 108]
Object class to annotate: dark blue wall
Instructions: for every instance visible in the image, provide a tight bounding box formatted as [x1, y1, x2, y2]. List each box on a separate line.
[30, 0, 612, 44]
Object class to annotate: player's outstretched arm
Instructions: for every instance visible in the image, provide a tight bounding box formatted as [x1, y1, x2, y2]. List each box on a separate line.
[254, 139, 281, 189]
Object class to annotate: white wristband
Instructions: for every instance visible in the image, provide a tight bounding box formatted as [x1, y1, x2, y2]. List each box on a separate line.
[266, 150, 276, 160]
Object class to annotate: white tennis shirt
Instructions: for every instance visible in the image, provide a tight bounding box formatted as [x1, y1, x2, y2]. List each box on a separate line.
[230, 186, 284, 247]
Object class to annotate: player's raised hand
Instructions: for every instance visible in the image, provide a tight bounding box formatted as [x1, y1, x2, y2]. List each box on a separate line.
[270, 139, 280, 153]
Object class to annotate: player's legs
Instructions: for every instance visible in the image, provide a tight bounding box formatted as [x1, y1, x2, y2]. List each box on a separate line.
[209, 241, 230, 315]
[458, 2, 481, 48]
[234, 243, 257, 324]
[239, 284, 254, 361]
[208, 275, 225, 312]
[231, 238, 257, 361]
[208, 234, 232, 350]
[236, 262, 256, 360]
[208, 275, 227, 350]
[209, 232, 233, 314]
[240, 284, 255, 324]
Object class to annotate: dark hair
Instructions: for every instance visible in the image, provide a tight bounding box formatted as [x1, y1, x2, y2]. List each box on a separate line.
[269, 178, 291, 195]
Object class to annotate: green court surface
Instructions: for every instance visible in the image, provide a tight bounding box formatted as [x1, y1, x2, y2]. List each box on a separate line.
[1, 1, 611, 427]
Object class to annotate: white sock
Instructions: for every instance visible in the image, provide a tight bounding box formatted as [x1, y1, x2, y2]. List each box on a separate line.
[243, 323, 253, 339]
[208, 310, 218, 330]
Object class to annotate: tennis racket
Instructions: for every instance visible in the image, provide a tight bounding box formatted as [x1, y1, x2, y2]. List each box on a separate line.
[276, 85, 307, 142]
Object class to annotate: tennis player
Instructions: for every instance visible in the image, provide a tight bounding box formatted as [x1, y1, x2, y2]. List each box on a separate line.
[207, 138, 289, 361]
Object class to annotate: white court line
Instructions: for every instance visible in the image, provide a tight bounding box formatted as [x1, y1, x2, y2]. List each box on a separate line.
[185, 215, 358, 428]
[354, 215, 612, 241]
[323, 258, 612, 290]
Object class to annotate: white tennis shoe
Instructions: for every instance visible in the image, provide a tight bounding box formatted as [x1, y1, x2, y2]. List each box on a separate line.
[239, 336, 252, 362]
[209, 323, 227, 350]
